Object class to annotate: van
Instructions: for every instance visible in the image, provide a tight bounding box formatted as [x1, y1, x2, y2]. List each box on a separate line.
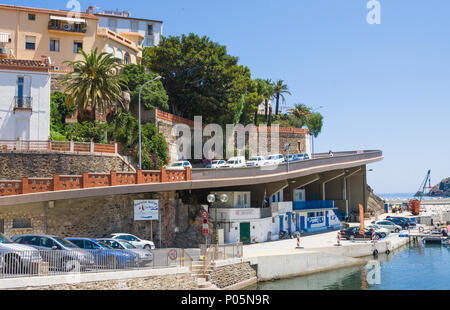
[224, 156, 246, 168]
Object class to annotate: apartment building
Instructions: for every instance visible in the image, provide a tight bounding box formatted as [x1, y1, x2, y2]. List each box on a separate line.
[0, 4, 142, 71]
[96, 9, 163, 48]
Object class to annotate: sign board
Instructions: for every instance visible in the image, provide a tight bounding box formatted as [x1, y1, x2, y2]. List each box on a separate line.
[134, 200, 159, 221]
[203, 229, 209, 235]
[201, 211, 209, 219]
[359, 204, 365, 235]
[168, 249, 178, 261]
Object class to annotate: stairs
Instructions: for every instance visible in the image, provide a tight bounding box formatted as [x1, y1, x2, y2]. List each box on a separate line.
[191, 260, 220, 290]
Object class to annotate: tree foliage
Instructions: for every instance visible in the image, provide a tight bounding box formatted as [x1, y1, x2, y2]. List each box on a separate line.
[61, 48, 128, 122]
[306, 113, 324, 138]
[288, 104, 313, 128]
[144, 33, 258, 125]
[272, 80, 291, 115]
[122, 64, 169, 112]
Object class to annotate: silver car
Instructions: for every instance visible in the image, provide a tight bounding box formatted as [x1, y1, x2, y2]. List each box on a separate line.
[96, 239, 153, 267]
[0, 233, 42, 274]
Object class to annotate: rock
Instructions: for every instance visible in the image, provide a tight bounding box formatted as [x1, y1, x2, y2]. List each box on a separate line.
[428, 178, 450, 197]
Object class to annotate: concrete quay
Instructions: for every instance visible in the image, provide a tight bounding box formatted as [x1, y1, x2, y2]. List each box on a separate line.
[242, 230, 410, 282]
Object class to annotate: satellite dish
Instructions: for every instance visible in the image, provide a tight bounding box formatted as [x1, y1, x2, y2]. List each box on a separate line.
[63, 24, 71, 31]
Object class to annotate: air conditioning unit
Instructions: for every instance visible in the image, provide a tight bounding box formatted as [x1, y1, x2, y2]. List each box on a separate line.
[63, 24, 71, 31]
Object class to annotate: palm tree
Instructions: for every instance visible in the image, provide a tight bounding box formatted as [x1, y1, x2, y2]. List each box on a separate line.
[306, 113, 324, 159]
[289, 104, 313, 127]
[62, 48, 128, 122]
[272, 80, 291, 115]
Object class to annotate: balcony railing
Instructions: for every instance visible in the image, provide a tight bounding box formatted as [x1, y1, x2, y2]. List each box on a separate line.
[48, 22, 87, 34]
[14, 96, 32, 110]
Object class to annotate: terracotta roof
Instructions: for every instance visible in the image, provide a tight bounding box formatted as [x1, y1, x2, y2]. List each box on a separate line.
[0, 58, 50, 72]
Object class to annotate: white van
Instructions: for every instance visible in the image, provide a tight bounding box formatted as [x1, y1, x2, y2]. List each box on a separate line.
[224, 156, 246, 168]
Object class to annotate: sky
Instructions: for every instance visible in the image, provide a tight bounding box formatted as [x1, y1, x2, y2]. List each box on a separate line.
[4, 0, 450, 194]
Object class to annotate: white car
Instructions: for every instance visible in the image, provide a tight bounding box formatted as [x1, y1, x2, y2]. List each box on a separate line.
[208, 160, 227, 169]
[265, 154, 285, 166]
[168, 161, 192, 170]
[373, 220, 403, 233]
[109, 233, 156, 250]
[223, 157, 246, 168]
[367, 224, 390, 238]
[246, 156, 265, 167]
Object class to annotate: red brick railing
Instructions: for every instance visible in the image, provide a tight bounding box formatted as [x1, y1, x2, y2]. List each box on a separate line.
[0, 139, 117, 155]
[0, 168, 191, 197]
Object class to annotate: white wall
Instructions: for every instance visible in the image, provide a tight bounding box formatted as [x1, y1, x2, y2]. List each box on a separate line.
[98, 16, 163, 47]
[0, 69, 50, 141]
[220, 216, 280, 244]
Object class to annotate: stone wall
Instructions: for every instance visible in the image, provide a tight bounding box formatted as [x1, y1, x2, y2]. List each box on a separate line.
[0, 191, 211, 248]
[19, 273, 199, 290]
[0, 152, 134, 179]
[209, 262, 257, 289]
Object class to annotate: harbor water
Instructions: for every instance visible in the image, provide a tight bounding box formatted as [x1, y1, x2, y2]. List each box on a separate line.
[248, 243, 450, 290]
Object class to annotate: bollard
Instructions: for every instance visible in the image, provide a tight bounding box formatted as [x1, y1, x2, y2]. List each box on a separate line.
[335, 232, 342, 246]
[296, 232, 304, 249]
[372, 231, 377, 243]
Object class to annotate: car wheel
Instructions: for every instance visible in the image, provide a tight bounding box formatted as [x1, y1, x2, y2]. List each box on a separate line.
[381, 233, 386, 238]
[4, 254, 22, 274]
[349, 235, 355, 241]
[61, 257, 78, 273]
[144, 245, 151, 251]
[375, 235, 381, 240]
[395, 228, 400, 233]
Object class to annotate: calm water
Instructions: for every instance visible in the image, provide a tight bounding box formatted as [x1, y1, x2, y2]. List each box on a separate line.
[249, 244, 450, 290]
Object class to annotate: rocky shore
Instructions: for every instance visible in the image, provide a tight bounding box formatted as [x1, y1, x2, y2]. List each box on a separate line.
[428, 178, 450, 197]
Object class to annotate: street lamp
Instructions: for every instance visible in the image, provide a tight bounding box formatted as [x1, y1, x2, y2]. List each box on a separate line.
[138, 75, 162, 169]
[207, 193, 229, 244]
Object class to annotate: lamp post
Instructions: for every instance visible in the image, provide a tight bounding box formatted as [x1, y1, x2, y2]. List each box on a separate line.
[138, 75, 162, 170]
[207, 193, 229, 244]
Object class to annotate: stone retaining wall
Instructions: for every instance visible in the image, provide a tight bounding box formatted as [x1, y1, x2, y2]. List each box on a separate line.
[16, 273, 199, 290]
[209, 262, 257, 289]
[0, 152, 133, 179]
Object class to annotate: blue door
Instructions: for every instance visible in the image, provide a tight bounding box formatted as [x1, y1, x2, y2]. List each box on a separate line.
[295, 215, 300, 231]
[300, 216, 306, 231]
[287, 212, 292, 233]
[325, 211, 329, 227]
[279, 215, 284, 232]
[17, 77, 24, 107]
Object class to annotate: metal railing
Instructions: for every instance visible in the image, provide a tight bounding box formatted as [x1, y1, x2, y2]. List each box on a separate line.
[200, 243, 243, 261]
[14, 96, 32, 109]
[0, 248, 186, 279]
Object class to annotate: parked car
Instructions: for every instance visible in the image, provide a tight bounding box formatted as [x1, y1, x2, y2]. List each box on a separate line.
[373, 220, 403, 233]
[297, 153, 310, 160]
[12, 234, 94, 272]
[246, 156, 265, 167]
[265, 154, 285, 166]
[0, 233, 42, 274]
[340, 227, 384, 240]
[108, 233, 155, 250]
[96, 239, 153, 267]
[206, 160, 227, 169]
[168, 161, 192, 170]
[66, 237, 139, 269]
[223, 157, 246, 168]
[366, 225, 390, 238]
[285, 155, 299, 163]
[386, 216, 417, 228]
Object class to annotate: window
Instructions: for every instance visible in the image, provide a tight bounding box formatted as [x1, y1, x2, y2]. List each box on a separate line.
[40, 237, 57, 248]
[25, 36, 36, 50]
[108, 18, 117, 32]
[70, 239, 84, 248]
[308, 212, 315, 218]
[23, 236, 39, 246]
[28, 14, 36, 21]
[131, 21, 139, 32]
[0, 219, 3, 233]
[147, 24, 153, 35]
[73, 41, 83, 53]
[12, 218, 32, 229]
[50, 39, 60, 52]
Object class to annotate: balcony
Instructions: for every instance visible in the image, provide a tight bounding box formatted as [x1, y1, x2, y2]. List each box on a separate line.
[14, 96, 32, 111]
[48, 19, 87, 35]
[0, 46, 7, 58]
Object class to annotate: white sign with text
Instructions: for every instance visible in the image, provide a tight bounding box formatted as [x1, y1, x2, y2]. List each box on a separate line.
[134, 200, 159, 221]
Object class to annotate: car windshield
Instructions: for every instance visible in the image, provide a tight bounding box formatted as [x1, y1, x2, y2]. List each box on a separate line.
[249, 157, 259, 161]
[212, 161, 220, 164]
[0, 233, 12, 244]
[227, 160, 236, 164]
[171, 163, 183, 167]
[53, 237, 78, 248]
[268, 156, 276, 160]
[97, 241, 114, 249]
[119, 241, 136, 249]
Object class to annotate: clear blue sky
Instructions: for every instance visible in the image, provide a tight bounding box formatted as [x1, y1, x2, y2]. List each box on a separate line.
[5, 0, 450, 194]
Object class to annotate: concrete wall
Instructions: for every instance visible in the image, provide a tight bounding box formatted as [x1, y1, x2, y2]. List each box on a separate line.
[0, 152, 133, 179]
[0, 69, 50, 141]
[209, 262, 257, 289]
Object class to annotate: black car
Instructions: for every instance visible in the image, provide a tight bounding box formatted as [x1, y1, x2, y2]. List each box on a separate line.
[386, 217, 415, 228]
[340, 227, 383, 240]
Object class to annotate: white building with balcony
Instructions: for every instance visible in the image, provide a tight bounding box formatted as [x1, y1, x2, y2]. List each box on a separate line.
[0, 58, 51, 142]
[96, 9, 163, 48]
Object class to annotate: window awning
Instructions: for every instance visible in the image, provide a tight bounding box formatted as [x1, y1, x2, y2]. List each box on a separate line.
[0, 32, 10, 43]
[50, 15, 86, 24]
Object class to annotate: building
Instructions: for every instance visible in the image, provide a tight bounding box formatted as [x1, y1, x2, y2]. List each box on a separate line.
[0, 57, 51, 142]
[0, 4, 142, 71]
[96, 9, 163, 48]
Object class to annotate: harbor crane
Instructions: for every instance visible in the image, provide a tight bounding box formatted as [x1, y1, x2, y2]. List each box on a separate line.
[409, 170, 432, 215]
